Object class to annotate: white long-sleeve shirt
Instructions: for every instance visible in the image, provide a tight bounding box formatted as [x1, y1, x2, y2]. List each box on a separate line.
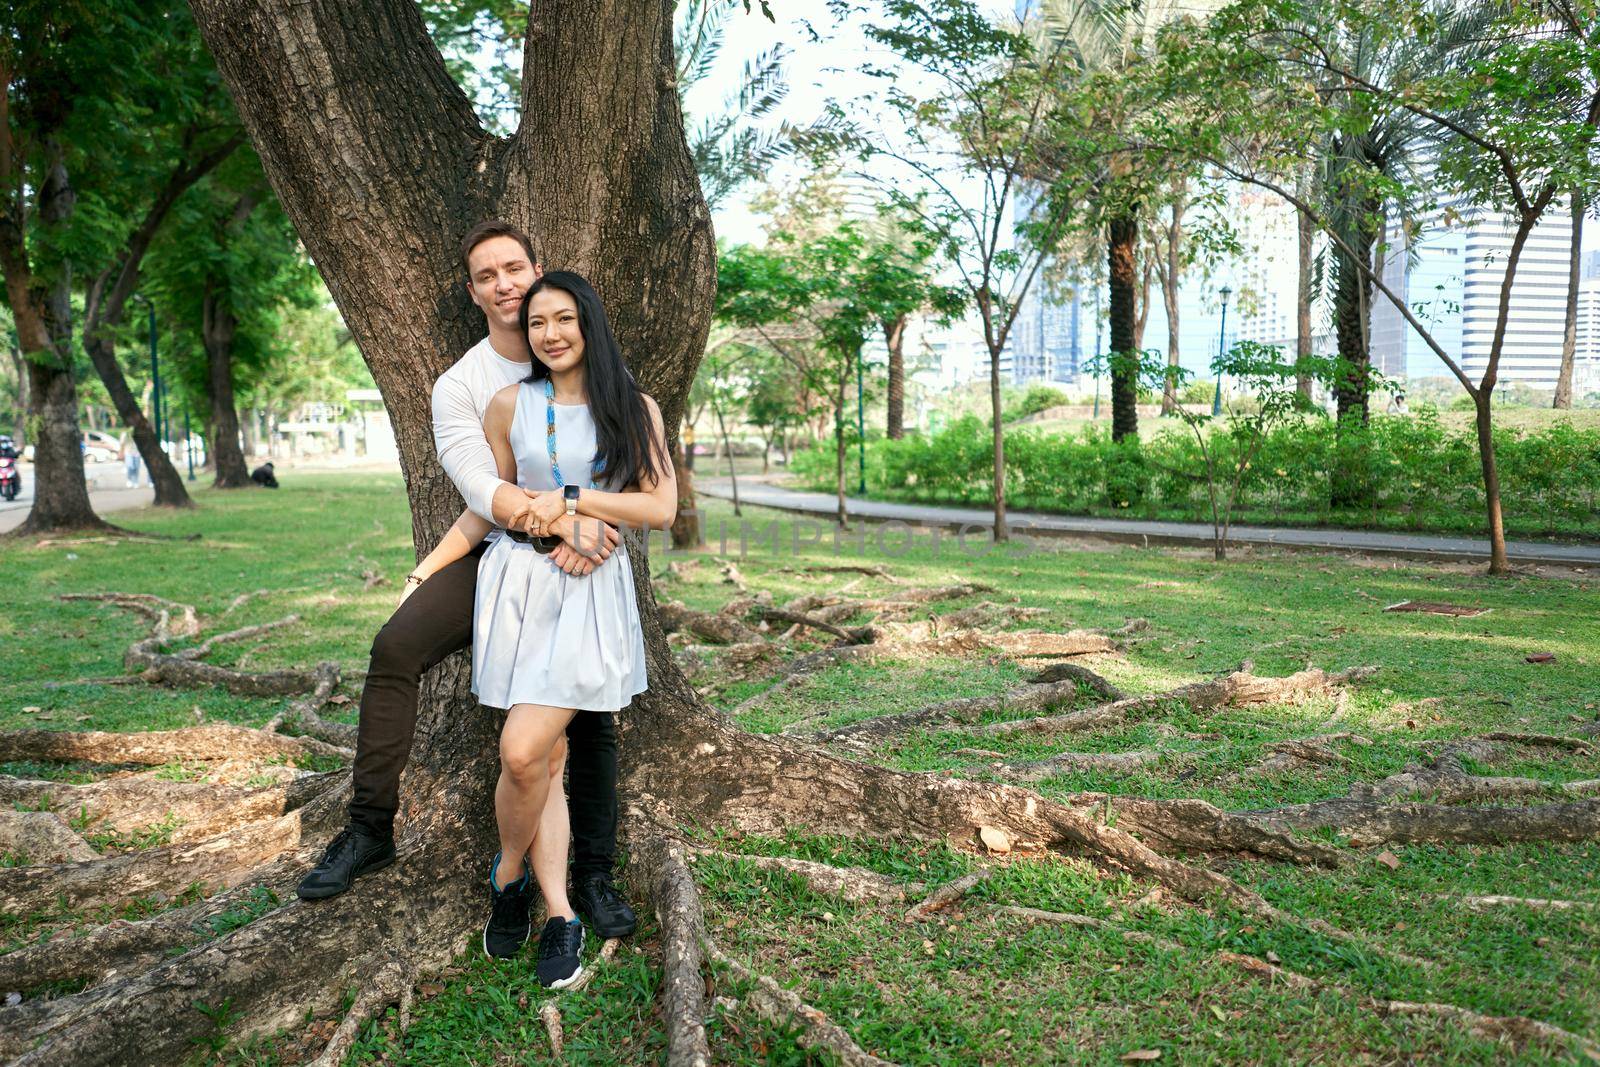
[432, 337, 532, 523]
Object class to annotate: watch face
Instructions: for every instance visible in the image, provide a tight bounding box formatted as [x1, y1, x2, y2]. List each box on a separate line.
[564, 485, 580, 500]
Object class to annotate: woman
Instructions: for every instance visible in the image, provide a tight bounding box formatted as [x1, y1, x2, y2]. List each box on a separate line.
[405, 271, 676, 988]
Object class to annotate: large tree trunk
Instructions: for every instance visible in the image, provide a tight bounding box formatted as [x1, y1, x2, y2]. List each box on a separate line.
[669, 437, 700, 547]
[1554, 190, 1582, 410]
[203, 281, 253, 488]
[1107, 212, 1140, 443]
[883, 313, 906, 439]
[2, 143, 106, 534]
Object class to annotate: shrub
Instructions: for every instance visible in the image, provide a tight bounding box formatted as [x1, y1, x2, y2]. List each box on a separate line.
[785, 411, 1600, 537]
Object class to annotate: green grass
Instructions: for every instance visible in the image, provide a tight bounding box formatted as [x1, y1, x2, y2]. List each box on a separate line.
[4, 471, 1598, 1063]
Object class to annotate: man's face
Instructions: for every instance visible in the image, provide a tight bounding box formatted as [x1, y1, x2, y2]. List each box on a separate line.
[465, 235, 535, 333]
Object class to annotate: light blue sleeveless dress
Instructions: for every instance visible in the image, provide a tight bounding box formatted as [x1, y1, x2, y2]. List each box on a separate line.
[471, 383, 648, 712]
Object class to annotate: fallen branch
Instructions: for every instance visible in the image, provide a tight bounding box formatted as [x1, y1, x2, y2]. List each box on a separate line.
[539, 1002, 564, 1060]
[755, 606, 873, 644]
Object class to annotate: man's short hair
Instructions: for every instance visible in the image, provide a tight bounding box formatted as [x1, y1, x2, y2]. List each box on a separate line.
[460, 220, 537, 278]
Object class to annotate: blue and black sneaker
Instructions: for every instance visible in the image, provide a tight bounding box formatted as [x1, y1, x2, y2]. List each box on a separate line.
[482, 852, 537, 960]
[536, 916, 585, 988]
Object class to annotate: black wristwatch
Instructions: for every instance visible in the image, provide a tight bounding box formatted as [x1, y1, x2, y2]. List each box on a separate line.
[564, 485, 580, 516]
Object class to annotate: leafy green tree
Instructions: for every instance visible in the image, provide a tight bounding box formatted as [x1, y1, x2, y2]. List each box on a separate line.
[719, 223, 961, 525]
[1148, 0, 1600, 571]
[838, 0, 1074, 538]
[145, 153, 320, 487]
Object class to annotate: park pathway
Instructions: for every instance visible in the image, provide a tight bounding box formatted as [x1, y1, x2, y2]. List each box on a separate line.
[697, 477, 1600, 569]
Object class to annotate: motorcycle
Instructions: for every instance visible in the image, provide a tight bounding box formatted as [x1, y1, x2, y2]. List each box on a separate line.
[0, 453, 21, 502]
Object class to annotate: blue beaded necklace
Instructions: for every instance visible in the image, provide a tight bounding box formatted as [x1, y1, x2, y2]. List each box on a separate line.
[543, 377, 600, 489]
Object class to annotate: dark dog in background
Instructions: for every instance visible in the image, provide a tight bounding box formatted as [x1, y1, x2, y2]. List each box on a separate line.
[251, 462, 280, 489]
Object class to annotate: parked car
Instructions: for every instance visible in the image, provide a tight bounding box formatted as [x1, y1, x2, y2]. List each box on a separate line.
[82, 430, 119, 463]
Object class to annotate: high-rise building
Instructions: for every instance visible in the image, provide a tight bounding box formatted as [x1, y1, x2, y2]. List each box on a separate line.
[1371, 200, 1576, 388]
[1009, 282, 1086, 385]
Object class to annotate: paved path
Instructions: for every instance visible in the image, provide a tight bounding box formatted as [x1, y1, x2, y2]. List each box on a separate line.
[697, 479, 1600, 568]
[0, 460, 157, 534]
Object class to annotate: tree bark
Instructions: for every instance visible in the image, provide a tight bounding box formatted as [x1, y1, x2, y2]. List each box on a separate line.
[1554, 190, 1582, 410]
[4, 341, 26, 448]
[1158, 193, 1184, 416]
[835, 360, 848, 527]
[1107, 212, 1140, 443]
[1295, 167, 1316, 400]
[203, 279, 253, 488]
[78, 133, 240, 510]
[669, 437, 701, 548]
[980, 290, 1007, 542]
[883, 313, 906, 439]
[1, 141, 105, 534]
[1330, 195, 1378, 508]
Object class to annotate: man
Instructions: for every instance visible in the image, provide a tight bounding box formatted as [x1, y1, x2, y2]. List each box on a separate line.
[296, 221, 638, 943]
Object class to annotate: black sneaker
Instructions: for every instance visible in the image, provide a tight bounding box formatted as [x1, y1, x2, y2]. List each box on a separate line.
[572, 870, 638, 938]
[483, 853, 539, 960]
[536, 916, 586, 988]
[296, 826, 396, 901]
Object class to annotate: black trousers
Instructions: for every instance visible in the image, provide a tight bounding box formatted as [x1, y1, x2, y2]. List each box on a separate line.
[347, 541, 619, 880]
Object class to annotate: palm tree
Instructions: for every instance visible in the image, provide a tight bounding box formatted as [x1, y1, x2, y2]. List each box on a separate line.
[1040, 0, 1188, 443]
[1303, 6, 1496, 505]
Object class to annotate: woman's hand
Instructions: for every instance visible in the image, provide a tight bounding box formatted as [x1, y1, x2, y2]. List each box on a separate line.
[522, 489, 567, 537]
[398, 572, 427, 607]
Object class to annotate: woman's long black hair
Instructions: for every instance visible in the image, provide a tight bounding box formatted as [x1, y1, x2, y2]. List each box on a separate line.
[518, 270, 665, 491]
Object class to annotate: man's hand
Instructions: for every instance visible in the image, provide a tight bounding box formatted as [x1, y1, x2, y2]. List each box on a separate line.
[552, 512, 619, 560]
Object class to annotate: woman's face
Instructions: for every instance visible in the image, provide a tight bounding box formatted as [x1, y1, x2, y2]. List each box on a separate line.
[526, 288, 586, 374]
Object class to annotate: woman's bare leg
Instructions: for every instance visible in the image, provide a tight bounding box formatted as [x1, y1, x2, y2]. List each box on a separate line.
[495, 703, 577, 888]
[531, 737, 574, 920]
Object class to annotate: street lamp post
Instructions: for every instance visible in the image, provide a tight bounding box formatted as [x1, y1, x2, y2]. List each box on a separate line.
[183, 405, 195, 481]
[1212, 286, 1232, 417]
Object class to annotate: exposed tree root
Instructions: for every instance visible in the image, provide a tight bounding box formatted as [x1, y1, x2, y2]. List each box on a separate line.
[0, 787, 345, 915]
[61, 592, 335, 698]
[957, 751, 1160, 781]
[938, 601, 1051, 630]
[1240, 795, 1600, 848]
[307, 955, 414, 1067]
[0, 724, 351, 765]
[0, 770, 341, 843]
[1026, 661, 1127, 700]
[978, 666, 1378, 740]
[1456, 895, 1598, 913]
[634, 835, 711, 1067]
[1244, 734, 1372, 777]
[1217, 952, 1600, 1061]
[813, 675, 1108, 747]
[0, 810, 97, 863]
[540, 1002, 565, 1060]
[1069, 795, 1347, 869]
[659, 600, 761, 645]
[263, 663, 356, 748]
[1475, 732, 1595, 754]
[706, 941, 899, 1067]
[755, 606, 873, 644]
[688, 847, 920, 904]
[905, 868, 991, 921]
[0, 853, 316, 994]
[798, 563, 906, 584]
